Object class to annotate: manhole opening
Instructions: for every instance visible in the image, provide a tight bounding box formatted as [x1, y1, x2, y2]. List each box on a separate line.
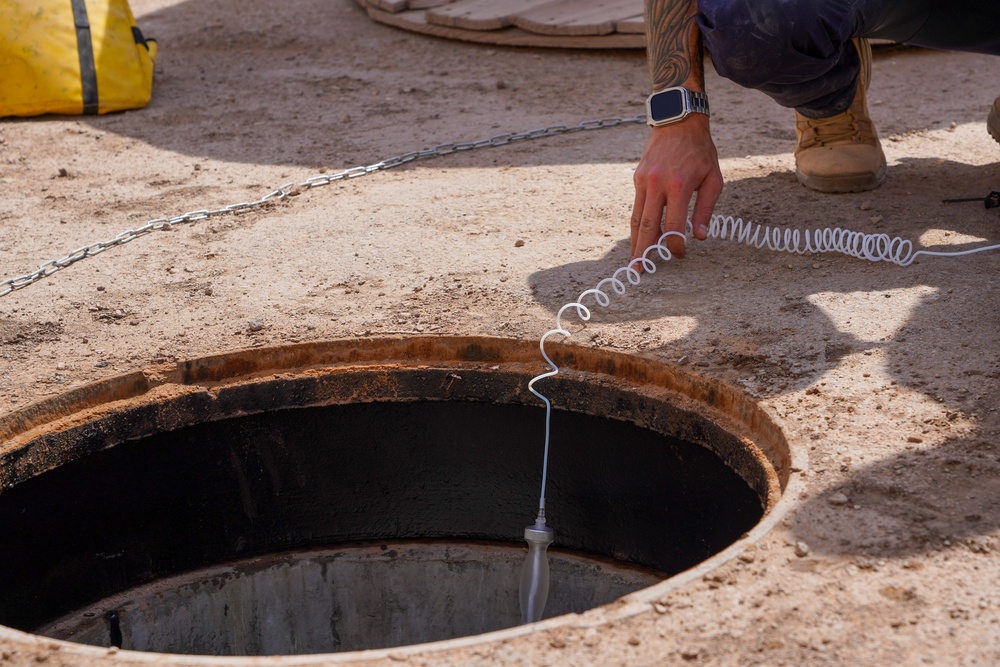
[0, 337, 786, 658]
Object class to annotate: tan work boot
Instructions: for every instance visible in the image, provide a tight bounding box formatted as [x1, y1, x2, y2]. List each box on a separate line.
[794, 38, 887, 193]
[989, 96, 1000, 145]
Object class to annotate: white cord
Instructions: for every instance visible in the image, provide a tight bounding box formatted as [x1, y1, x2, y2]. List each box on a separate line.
[526, 230, 686, 517]
[527, 213, 1000, 514]
[708, 213, 1000, 266]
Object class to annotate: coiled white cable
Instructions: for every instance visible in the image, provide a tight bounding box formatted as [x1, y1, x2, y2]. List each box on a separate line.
[526, 230, 686, 518]
[707, 213, 1000, 265]
[526, 213, 1000, 513]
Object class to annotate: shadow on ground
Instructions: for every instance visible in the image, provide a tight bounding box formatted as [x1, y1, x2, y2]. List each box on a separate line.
[528, 157, 1000, 559]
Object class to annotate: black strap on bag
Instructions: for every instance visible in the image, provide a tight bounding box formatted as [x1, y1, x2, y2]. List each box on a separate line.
[70, 0, 99, 114]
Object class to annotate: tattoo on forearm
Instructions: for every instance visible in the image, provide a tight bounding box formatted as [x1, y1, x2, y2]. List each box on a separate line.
[646, 0, 704, 90]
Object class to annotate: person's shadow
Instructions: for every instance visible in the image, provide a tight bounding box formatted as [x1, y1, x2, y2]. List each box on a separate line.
[529, 156, 1000, 557]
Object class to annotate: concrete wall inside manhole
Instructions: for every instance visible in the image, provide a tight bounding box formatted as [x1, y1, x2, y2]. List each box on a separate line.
[0, 337, 788, 658]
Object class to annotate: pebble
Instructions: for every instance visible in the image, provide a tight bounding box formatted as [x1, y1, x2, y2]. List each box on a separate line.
[514, 239, 525, 247]
[247, 318, 264, 332]
[828, 492, 850, 506]
[794, 542, 811, 557]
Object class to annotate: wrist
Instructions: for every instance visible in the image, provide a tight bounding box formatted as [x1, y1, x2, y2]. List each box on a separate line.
[648, 112, 711, 144]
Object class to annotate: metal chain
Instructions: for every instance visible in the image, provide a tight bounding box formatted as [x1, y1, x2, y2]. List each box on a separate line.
[0, 114, 644, 298]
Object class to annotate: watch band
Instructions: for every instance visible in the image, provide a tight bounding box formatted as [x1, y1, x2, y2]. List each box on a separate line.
[686, 90, 710, 116]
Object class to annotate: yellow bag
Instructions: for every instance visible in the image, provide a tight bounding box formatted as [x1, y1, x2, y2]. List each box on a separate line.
[1, 0, 158, 117]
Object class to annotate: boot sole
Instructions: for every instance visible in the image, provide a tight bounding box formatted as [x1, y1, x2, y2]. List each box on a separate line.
[795, 162, 887, 194]
[989, 105, 1000, 146]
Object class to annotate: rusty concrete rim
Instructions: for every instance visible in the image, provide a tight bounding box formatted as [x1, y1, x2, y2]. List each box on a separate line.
[0, 335, 803, 665]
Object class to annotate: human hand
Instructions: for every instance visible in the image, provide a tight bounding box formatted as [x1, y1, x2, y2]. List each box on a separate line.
[630, 114, 723, 264]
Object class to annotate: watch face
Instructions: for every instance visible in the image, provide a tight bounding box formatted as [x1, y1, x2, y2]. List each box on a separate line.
[649, 89, 685, 123]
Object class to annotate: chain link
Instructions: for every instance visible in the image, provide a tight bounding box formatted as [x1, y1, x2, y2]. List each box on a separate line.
[0, 114, 644, 298]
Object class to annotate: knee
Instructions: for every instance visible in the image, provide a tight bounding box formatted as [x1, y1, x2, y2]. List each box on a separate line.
[696, 0, 796, 87]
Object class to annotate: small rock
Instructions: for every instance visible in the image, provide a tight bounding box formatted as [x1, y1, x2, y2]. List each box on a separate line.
[794, 542, 811, 557]
[828, 492, 850, 506]
[247, 318, 264, 332]
[514, 239, 525, 247]
[907, 436, 923, 444]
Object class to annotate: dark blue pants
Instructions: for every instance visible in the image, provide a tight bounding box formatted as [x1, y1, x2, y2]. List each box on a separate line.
[697, 0, 1000, 118]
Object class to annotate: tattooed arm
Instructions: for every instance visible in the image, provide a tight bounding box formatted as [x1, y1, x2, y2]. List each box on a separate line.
[631, 0, 722, 262]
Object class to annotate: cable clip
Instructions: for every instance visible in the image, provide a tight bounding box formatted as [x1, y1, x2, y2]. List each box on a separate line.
[942, 191, 1000, 209]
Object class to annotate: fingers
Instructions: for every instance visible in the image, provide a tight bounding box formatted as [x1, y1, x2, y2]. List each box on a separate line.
[634, 190, 669, 265]
[662, 184, 692, 258]
[629, 182, 646, 258]
[690, 168, 723, 240]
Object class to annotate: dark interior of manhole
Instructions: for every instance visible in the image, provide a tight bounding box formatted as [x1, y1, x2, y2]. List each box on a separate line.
[0, 399, 763, 656]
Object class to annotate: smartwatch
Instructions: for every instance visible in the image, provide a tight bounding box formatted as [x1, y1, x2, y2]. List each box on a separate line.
[645, 86, 710, 126]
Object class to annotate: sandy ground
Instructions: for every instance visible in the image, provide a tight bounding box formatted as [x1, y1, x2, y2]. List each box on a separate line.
[2, 0, 1000, 664]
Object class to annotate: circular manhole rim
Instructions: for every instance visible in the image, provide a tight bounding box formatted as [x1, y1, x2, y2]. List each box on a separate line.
[0, 335, 803, 665]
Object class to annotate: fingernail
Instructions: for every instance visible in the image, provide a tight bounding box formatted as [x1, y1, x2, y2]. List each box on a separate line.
[697, 224, 707, 237]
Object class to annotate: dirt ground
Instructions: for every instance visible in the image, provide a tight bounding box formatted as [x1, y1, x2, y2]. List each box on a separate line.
[2, 0, 1000, 664]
